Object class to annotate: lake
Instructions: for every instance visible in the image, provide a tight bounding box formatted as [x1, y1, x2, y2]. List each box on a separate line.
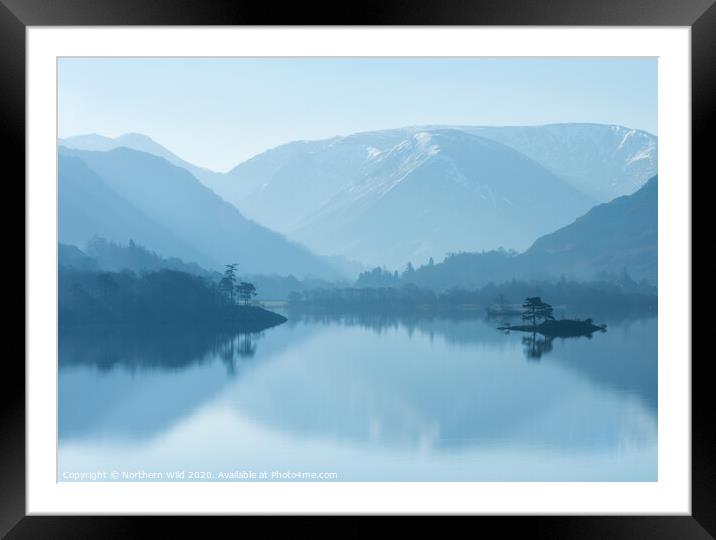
[58, 312, 657, 481]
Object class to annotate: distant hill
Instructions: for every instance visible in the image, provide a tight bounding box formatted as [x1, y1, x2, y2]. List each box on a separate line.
[59, 132, 224, 188]
[208, 128, 593, 268]
[58, 147, 340, 278]
[290, 130, 594, 268]
[58, 154, 206, 265]
[60, 124, 657, 210]
[362, 176, 658, 289]
[211, 125, 654, 268]
[60, 124, 657, 271]
[520, 175, 658, 283]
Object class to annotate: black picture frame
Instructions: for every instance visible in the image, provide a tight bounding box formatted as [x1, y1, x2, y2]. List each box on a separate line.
[5, 0, 708, 536]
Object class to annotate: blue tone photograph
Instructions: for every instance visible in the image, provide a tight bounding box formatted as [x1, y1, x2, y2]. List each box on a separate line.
[57, 57, 658, 482]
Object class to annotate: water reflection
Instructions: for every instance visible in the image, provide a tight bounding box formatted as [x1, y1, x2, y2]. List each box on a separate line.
[60, 324, 263, 375]
[522, 333, 555, 360]
[58, 312, 657, 481]
[285, 311, 656, 409]
[58, 324, 288, 441]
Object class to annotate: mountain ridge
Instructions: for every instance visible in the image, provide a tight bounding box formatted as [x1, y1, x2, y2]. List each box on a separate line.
[59, 122, 657, 206]
[59, 123, 657, 270]
[287, 129, 595, 267]
[58, 146, 341, 278]
[519, 175, 658, 283]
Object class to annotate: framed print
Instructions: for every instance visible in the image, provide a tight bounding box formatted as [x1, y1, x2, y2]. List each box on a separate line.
[6, 0, 710, 536]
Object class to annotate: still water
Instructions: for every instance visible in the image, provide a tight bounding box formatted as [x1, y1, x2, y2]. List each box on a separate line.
[58, 313, 657, 481]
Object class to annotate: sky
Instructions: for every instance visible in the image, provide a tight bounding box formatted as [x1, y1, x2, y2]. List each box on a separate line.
[58, 57, 657, 172]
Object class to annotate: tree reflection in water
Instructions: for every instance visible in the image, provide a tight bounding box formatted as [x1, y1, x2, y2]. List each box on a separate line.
[219, 333, 258, 375]
[520, 331, 597, 360]
[59, 323, 264, 376]
[522, 333, 554, 360]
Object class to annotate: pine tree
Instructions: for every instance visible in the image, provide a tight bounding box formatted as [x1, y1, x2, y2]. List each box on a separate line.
[219, 263, 238, 303]
[522, 296, 554, 326]
[236, 282, 257, 305]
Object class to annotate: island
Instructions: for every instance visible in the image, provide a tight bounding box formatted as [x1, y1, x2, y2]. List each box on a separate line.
[497, 297, 606, 337]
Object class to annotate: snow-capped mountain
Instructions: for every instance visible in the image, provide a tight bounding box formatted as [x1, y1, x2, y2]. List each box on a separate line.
[208, 129, 414, 232]
[290, 129, 594, 268]
[463, 124, 657, 201]
[213, 124, 656, 238]
[60, 123, 657, 269]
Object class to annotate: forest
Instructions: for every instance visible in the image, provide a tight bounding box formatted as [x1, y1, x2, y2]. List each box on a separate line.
[59, 267, 286, 329]
[288, 277, 657, 318]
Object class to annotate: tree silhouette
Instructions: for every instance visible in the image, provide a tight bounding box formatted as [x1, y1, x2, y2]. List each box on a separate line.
[236, 282, 257, 305]
[219, 263, 238, 303]
[537, 300, 554, 322]
[522, 296, 554, 326]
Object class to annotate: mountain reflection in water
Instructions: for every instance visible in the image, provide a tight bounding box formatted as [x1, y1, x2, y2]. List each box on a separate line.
[58, 312, 657, 481]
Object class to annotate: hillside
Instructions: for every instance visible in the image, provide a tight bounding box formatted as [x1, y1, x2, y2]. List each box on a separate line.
[360, 176, 658, 289]
[59, 124, 657, 271]
[291, 129, 594, 267]
[520, 175, 658, 283]
[459, 124, 657, 201]
[58, 147, 339, 278]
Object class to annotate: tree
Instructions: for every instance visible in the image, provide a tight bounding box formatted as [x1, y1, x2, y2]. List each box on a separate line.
[537, 300, 554, 322]
[522, 296, 554, 326]
[219, 263, 238, 303]
[236, 282, 257, 305]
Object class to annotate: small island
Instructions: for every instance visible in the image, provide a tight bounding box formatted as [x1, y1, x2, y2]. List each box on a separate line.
[497, 297, 606, 337]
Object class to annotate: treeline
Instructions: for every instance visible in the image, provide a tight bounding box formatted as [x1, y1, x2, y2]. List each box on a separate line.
[60, 237, 217, 277]
[59, 267, 286, 328]
[59, 239, 346, 301]
[240, 273, 348, 301]
[289, 284, 439, 311]
[355, 249, 517, 290]
[288, 278, 657, 317]
[355, 249, 656, 294]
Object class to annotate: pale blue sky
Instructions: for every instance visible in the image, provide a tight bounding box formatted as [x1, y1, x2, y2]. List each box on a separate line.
[58, 57, 657, 171]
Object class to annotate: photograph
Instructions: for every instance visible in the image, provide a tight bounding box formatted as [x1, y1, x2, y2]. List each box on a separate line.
[56, 56, 659, 483]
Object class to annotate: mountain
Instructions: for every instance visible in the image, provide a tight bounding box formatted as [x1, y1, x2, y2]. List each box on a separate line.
[463, 124, 657, 201]
[59, 133, 223, 188]
[60, 124, 657, 269]
[212, 125, 654, 267]
[58, 154, 207, 265]
[61, 124, 657, 210]
[290, 129, 595, 268]
[213, 123, 655, 228]
[365, 176, 658, 289]
[58, 147, 340, 278]
[214, 130, 413, 232]
[520, 175, 658, 283]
